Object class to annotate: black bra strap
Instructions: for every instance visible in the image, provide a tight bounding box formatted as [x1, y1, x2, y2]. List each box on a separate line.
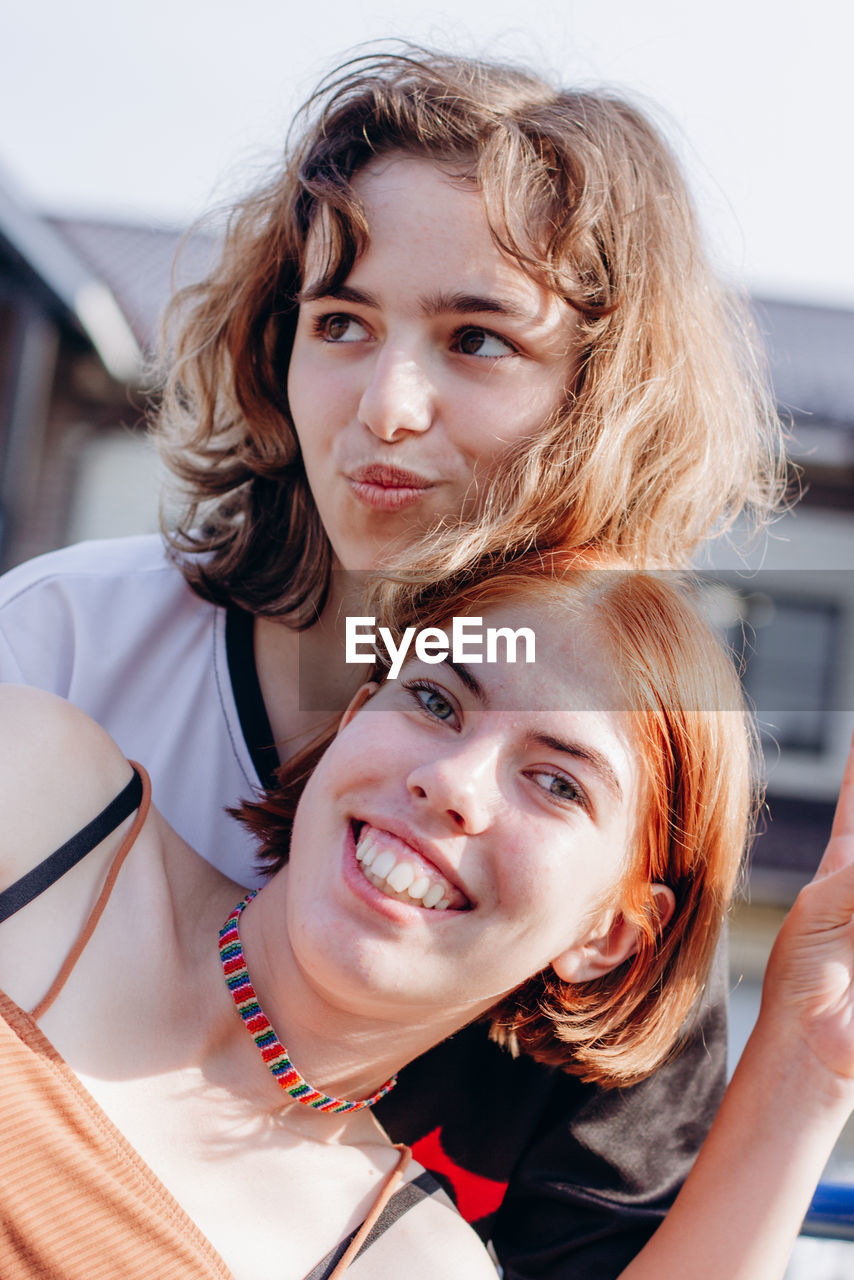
[0, 768, 143, 924]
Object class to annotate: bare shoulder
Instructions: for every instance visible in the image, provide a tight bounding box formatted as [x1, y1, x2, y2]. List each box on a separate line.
[0, 686, 133, 886]
[351, 1173, 499, 1279]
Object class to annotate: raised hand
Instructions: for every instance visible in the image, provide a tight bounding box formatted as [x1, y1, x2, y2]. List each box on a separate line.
[760, 733, 854, 1092]
[618, 734, 854, 1280]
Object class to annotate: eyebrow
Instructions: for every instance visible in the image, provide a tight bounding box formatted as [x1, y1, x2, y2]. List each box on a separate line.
[444, 659, 488, 704]
[297, 282, 529, 321]
[297, 282, 377, 307]
[421, 290, 529, 321]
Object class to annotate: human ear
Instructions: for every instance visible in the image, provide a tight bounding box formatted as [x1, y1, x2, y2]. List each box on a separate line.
[551, 885, 676, 983]
[337, 683, 379, 733]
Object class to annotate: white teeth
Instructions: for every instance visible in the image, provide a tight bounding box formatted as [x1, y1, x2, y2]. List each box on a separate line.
[355, 825, 465, 911]
[387, 862, 415, 893]
[371, 850, 396, 880]
[355, 829, 377, 866]
[421, 884, 444, 909]
[407, 875, 431, 900]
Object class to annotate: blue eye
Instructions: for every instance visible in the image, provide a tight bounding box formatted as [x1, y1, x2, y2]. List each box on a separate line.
[419, 688, 455, 720]
[528, 770, 587, 810]
[549, 775, 581, 801]
[405, 681, 458, 725]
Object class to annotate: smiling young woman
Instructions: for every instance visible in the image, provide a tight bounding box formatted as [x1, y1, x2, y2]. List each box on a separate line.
[1, 559, 852, 1280]
[245, 556, 752, 1087]
[0, 46, 787, 1278]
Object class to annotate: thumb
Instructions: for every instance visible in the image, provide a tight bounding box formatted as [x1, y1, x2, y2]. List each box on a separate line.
[814, 732, 854, 881]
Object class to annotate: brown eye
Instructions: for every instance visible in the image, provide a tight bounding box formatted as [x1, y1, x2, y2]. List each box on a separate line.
[454, 327, 515, 357]
[459, 328, 486, 354]
[326, 315, 350, 340]
[319, 314, 370, 343]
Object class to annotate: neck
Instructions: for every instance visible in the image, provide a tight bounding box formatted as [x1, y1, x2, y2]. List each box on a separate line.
[254, 569, 366, 764]
[232, 877, 478, 1109]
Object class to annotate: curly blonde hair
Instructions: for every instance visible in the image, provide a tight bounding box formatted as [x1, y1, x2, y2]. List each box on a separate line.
[156, 46, 786, 620]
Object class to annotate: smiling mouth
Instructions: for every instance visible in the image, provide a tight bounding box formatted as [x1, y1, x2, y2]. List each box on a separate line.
[353, 823, 471, 911]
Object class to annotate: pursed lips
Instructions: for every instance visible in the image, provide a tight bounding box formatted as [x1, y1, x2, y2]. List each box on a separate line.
[353, 821, 472, 911]
[349, 463, 433, 489]
[345, 463, 437, 512]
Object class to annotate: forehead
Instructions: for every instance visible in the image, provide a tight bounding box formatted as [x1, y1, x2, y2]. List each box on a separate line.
[448, 597, 621, 714]
[303, 154, 559, 313]
[351, 153, 490, 244]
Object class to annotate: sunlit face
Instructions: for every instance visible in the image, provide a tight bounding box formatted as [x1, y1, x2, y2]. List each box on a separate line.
[283, 600, 645, 1037]
[287, 155, 580, 571]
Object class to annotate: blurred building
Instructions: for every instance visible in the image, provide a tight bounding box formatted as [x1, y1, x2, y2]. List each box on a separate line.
[0, 170, 144, 566]
[695, 300, 854, 1197]
[702, 298, 854, 903]
[0, 172, 215, 568]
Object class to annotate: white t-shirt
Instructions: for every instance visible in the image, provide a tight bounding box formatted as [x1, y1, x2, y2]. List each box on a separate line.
[0, 535, 266, 885]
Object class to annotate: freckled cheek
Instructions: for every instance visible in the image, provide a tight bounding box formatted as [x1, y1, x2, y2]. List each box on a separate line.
[498, 846, 596, 935]
[492, 844, 552, 909]
[327, 718, 417, 790]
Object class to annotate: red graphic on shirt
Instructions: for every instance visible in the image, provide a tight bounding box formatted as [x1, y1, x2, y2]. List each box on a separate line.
[412, 1126, 508, 1224]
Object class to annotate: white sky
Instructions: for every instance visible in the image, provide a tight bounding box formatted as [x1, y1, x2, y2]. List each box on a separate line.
[2, 0, 853, 308]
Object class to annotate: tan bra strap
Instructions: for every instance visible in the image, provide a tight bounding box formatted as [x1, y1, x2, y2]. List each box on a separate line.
[30, 762, 152, 1020]
[326, 1144, 412, 1280]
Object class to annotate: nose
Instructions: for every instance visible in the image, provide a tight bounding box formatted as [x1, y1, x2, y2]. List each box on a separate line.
[406, 740, 499, 835]
[358, 344, 434, 442]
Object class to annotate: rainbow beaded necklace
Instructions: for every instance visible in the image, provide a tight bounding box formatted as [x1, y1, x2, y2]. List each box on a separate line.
[218, 891, 398, 1114]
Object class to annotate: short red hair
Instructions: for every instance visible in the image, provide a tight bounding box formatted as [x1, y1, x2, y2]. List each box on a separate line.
[238, 551, 756, 1086]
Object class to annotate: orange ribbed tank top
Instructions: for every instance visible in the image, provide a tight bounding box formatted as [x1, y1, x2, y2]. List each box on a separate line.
[0, 763, 231, 1278]
[0, 766, 411, 1279]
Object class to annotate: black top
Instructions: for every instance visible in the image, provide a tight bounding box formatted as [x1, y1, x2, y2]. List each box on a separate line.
[224, 607, 729, 1280]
